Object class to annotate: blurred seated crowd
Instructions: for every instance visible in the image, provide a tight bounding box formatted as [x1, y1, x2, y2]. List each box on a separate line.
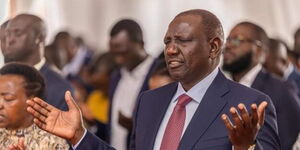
[0, 10, 300, 150]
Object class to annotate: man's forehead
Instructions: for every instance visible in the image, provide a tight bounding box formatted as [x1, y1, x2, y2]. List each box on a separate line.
[229, 25, 254, 38]
[166, 15, 201, 35]
[7, 18, 32, 30]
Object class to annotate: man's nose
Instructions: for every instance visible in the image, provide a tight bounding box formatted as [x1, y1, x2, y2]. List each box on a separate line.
[165, 44, 179, 56]
[224, 41, 234, 53]
[0, 99, 4, 110]
[6, 36, 15, 47]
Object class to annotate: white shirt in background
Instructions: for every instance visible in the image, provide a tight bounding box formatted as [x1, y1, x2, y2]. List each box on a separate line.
[111, 56, 154, 150]
[238, 64, 262, 87]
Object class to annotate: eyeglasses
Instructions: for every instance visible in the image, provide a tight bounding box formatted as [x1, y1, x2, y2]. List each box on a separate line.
[226, 37, 263, 47]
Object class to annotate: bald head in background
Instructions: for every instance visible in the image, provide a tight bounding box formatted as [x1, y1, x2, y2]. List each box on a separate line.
[2, 14, 73, 111]
[4, 14, 46, 65]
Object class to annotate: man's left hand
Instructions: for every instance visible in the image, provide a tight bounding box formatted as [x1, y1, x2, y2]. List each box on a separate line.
[221, 101, 268, 150]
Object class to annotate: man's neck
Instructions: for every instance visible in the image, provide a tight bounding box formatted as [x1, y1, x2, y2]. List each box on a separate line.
[181, 66, 217, 91]
[22, 55, 41, 66]
[126, 52, 148, 72]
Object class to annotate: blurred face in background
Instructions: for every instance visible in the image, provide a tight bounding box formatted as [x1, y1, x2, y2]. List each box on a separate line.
[4, 17, 38, 63]
[263, 43, 288, 78]
[0, 75, 33, 130]
[223, 25, 263, 74]
[89, 64, 110, 89]
[57, 35, 77, 63]
[149, 75, 173, 90]
[0, 26, 6, 51]
[109, 30, 142, 70]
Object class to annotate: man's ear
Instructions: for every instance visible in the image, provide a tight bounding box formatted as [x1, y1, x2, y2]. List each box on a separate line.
[209, 37, 222, 59]
[256, 45, 267, 63]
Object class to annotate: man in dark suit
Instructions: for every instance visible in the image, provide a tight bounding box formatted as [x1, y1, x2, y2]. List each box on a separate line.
[223, 21, 300, 150]
[26, 9, 280, 150]
[264, 38, 300, 98]
[2, 14, 73, 110]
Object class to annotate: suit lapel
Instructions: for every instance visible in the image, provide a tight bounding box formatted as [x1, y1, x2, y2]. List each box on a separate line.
[251, 70, 266, 91]
[178, 71, 230, 150]
[146, 82, 178, 149]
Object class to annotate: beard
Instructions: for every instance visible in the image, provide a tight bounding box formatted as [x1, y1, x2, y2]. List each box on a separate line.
[222, 51, 253, 74]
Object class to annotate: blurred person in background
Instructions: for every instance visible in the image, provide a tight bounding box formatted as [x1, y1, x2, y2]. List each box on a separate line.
[44, 42, 61, 73]
[264, 38, 300, 97]
[222, 21, 300, 149]
[78, 52, 117, 142]
[2, 14, 73, 110]
[290, 28, 300, 70]
[149, 59, 174, 90]
[45, 31, 75, 71]
[62, 36, 94, 79]
[0, 20, 9, 68]
[108, 19, 157, 150]
[0, 63, 69, 150]
[294, 28, 300, 53]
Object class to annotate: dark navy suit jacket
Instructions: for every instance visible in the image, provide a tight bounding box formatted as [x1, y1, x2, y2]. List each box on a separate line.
[251, 70, 300, 150]
[40, 64, 73, 111]
[288, 67, 300, 98]
[74, 70, 280, 150]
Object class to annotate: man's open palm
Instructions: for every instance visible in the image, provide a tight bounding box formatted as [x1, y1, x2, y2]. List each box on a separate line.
[27, 91, 84, 144]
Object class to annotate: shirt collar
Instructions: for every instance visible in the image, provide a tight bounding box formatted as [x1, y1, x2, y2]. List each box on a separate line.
[172, 67, 219, 104]
[239, 64, 262, 87]
[33, 57, 46, 70]
[283, 63, 294, 79]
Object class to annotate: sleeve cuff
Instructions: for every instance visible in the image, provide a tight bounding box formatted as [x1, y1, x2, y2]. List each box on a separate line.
[71, 128, 87, 149]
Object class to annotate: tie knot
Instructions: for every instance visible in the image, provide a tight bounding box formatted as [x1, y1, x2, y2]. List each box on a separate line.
[177, 94, 192, 106]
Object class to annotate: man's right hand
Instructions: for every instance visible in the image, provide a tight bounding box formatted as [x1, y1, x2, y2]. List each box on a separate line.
[26, 91, 85, 145]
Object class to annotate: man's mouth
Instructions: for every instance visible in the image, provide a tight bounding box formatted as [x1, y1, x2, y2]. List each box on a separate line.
[0, 114, 5, 122]
[168, 60, 184, 69]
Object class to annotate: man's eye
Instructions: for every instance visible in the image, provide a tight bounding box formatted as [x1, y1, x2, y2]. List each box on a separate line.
[164, 39, 170, 45]
[178, 39, 191, 42]
[15, 31, 23, 36]
[4, 95, 16, 101]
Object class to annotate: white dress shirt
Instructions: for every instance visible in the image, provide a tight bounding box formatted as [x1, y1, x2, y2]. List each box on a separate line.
[153, 67, 219, 150]
[62, 46, 89, 77]
[33, 57, 46, 70]
[283, 63, 294, 80]
[111, 56, 154, 150]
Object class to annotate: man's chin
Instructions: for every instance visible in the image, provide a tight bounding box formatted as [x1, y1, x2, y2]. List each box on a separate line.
[4, 55, 22, 63]
[170, 73, 184, 81]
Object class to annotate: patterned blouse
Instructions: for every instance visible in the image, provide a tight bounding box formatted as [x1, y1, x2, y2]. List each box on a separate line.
[0, 124, 69, 150]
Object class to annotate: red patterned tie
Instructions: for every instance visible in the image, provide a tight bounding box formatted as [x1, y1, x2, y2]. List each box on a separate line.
[160, 94, 192, 150]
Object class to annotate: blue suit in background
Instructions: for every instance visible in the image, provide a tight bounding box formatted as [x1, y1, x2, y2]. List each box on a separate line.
[74, 71, 280, 150]
[251, 70, 300, 150]
[287, 67, 300, 98]
[40, 64, 73, 111]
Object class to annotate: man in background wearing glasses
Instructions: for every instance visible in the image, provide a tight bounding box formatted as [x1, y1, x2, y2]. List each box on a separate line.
[222, 21, 300, 150]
